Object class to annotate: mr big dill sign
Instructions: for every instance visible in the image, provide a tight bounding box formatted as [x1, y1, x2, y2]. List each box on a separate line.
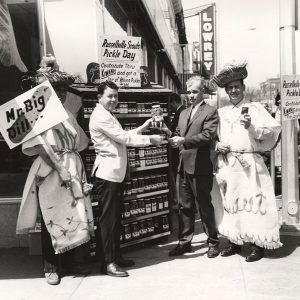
[0, 81, 68, 149]
[99, 35, 142, 87]
[200, 5, 216, 78]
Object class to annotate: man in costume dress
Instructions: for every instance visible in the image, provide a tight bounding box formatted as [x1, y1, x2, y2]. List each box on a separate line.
[211, 62, 282, 262]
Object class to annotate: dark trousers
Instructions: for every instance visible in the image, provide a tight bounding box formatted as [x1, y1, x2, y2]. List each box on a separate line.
[41, 216, 60, 273]
[177, 172, 219, 246]
[94, 177, 124, 264]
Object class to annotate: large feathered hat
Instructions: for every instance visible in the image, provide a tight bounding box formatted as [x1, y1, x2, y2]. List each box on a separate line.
[21, 54, 75, 91]
[210, 62, 248, 88]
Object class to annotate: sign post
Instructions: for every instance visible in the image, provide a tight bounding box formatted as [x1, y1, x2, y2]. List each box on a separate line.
[279, 0, 300, 230]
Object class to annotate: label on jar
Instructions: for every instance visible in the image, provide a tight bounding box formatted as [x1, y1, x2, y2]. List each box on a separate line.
[138, 198, 145, 215]
[131, 222, 140, 238]
[138, 148, 145, 158]
[151, 198, 157, 212]
[123, 202, 131, 218]
[163, 196, 169, 208]
[130, 200, 139, 217]
[161, 216, 169, 231]
[145, 199, 152, 214]
[124, 225, 132, 241]
[158, 197, 164, 210]
[146, 218, 154, 234]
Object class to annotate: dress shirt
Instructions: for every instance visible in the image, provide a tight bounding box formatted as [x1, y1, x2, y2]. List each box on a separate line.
[190, 101, 203, 120]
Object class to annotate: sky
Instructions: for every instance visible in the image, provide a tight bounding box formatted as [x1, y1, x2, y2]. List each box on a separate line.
[182, 0, 282, 87]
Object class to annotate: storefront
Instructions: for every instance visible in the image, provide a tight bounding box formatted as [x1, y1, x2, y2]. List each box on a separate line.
[0, 0, 187, 248]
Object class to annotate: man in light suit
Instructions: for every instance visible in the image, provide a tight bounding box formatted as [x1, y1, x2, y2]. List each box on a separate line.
[164, 76, 220, 258]
[89, 81, 163, 277]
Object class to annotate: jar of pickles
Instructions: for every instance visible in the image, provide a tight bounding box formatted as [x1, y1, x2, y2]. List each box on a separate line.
[131, 222, 140, 239]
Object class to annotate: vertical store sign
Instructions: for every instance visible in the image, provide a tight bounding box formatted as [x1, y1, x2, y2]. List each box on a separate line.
[99, 35, 142, 87]
[200, 5, 215, 78]
[281, 75, 300, 121]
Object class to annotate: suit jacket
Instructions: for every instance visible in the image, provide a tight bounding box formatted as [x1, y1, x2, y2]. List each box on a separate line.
[177, 101, 218, 175]
[89, 103, 151, 183]
[170, 104, 185, 132]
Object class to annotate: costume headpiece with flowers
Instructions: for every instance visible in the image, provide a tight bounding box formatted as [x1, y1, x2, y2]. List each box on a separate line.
[210, 62, 248, 88]
[21, 54, 76, 91]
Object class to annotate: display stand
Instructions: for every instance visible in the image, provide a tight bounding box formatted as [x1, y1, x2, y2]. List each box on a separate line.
[69, 84, 173, 256]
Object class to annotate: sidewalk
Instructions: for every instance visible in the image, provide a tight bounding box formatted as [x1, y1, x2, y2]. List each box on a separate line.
[1, 220, 300, 300]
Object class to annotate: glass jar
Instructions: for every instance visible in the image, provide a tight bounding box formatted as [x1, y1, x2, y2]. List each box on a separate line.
[139, 220, 148, 236]
[146, 218, 155, 235]
[157, 196, 164, 211]
[124, 224, 132, 241]
[145, 198, 152, 214]
[161, 215, 170, 232]
[138, 177, 145, 193]
[131, 178, 138, 194]
[138, 147, 145, 158]
[151, 197, 157, 212]
[144, 176, 151, 193]
[130, 199, 139, 217]
[123, 202, 131, 219]
[138, 198, 145, 215]
[153, 217, 160, 234]
[163, 195, 169, 209]
[131, 222, 140, 239]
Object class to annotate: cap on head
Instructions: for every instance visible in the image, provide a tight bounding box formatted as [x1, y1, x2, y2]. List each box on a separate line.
[210, 62, 248, 88]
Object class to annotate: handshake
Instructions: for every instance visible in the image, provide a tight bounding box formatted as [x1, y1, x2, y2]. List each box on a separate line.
[143, 118, 184, 148]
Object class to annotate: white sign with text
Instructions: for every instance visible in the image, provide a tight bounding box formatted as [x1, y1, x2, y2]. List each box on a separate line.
[99, 35, 142, 87]
[0, 81, 68, 149]
[281, 75, 300, 121]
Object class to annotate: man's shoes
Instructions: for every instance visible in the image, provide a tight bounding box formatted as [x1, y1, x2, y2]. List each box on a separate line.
[115, 256, 135, 268]
[45, 272, 60, 285]
[105, 262, 129, 277]
[168, 243, 192, 257]
[221, 243, 242, 257]
[245, 247, 264, 262]
[207, 245, 220, 258]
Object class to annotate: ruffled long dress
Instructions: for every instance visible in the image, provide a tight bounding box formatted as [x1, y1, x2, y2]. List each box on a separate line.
[216, 100, 282, 249]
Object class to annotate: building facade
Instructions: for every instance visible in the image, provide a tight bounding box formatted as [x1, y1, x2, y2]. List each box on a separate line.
[0, 0, 188, 248]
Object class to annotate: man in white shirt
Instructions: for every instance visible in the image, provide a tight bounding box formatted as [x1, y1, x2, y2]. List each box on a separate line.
[89, 80, 162, 277]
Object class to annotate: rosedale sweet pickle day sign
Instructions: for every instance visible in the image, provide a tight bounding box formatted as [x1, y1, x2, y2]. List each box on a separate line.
[0, 81, 68, 149]
[99, 35, 142, 87]
[281, 75, 300, 121]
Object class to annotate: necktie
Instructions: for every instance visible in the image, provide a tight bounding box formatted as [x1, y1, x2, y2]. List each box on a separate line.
[187, 106, 194, 124]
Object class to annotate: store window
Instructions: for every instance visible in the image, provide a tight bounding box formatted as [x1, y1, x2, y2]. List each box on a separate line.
[0, 0, 40, 198]
[104, 0, 127, 35]
[157, 59, 163, 85]
[147, 49, 156, 83]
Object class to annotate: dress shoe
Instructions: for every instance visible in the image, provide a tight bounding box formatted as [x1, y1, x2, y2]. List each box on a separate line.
[105, 262, 129, 277]
[207, 245, 220, 258]
[45, 272, 60, 285]
[115, 256, 135, 268]
[168, 243, 192, 257]
[221, 243, 241, 257]
[245, 248, 264, 262]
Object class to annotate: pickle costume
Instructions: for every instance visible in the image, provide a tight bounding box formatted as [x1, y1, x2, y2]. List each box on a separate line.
[216, 100, 281, 249]
[211, 62, 282, 258]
